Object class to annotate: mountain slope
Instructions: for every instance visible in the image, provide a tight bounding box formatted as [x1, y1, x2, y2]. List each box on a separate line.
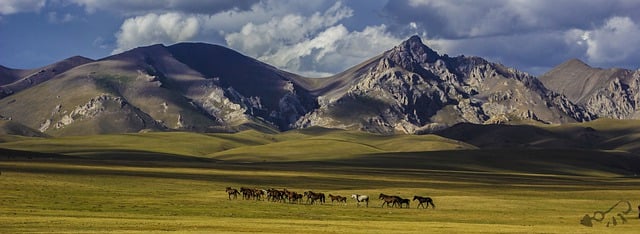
[540, 59, 640, 119]
[295, 36, 593, 133]
[0, 56, 94, 98]
[0, 43, 318, 136]
[166, 43, 318, 129]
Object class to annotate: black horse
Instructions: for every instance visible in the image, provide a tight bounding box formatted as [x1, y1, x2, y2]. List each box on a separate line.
[413, 195, 435, 209]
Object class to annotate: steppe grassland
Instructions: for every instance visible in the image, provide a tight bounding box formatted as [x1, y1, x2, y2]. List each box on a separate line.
[0, 128, 639, 233]
[1, 158, 639, 233]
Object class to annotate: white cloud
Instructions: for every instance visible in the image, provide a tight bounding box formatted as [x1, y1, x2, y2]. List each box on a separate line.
[566, 16, 640, 65]
[224, 2, 404, 77]
[112, 12, 200, 54]
[0, 0, 45, 15]
[224, 2, 352, 57]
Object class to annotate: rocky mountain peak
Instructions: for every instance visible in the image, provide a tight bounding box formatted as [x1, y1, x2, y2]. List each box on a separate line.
[385, 35, 441, 71]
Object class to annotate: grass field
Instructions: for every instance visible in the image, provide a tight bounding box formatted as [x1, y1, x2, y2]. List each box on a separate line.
[1, 129, 640, 233]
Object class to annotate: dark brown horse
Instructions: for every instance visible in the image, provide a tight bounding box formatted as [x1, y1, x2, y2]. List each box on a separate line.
[413, 195, 435, 209]
[225, 187, 239, 200]
[305, 191, 326, 204]
[329, 194, 347, 204]
[379, 193, 400, 208]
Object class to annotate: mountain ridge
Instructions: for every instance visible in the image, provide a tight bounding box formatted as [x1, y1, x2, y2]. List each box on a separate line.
[0, 36, 636, 136]
[540, 58, 640, 119]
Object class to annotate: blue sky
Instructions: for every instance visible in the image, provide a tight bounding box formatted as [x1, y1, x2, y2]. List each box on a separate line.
[1, 0, 639, 77]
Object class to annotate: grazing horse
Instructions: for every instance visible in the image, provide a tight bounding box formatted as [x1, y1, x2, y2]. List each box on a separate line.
[329, 194, 347, 204]
[225, 187, 239, 200]
[379, 193, 400, 208]
[351, 194, 369, 207]
[413, 196, 435, 209]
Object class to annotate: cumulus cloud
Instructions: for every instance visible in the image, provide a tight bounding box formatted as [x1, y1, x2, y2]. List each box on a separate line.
[112, 12, 200, 54]
[0, 0, 45, 15]
[225, 2, 404, 77]
[568, 16, 640, 65]
[581, 17, 640, 63]
[383, 0, 640, 74]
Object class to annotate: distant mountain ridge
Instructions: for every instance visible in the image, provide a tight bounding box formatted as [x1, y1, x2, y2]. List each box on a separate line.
[540, 58, 640, 119]
[0, 36, 635, 136]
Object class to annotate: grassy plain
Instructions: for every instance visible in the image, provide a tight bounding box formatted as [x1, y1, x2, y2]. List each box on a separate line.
[1, 129, 640, 233]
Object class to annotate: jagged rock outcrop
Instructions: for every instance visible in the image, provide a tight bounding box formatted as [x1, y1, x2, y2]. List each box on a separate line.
[296, 36, 593, 133]
[540, 59, 640, 119]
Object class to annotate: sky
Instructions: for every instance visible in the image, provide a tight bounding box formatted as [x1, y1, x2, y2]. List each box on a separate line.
[1, 0, 639, 77]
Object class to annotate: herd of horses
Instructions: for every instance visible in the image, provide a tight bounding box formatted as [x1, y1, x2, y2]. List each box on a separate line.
[225, 187, 435, 209]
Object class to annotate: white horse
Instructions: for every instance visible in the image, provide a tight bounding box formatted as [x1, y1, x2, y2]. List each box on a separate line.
[351, 194, 369, 207]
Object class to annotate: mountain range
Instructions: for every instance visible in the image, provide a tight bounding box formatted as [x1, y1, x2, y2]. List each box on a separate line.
[0, 36, 638, 136]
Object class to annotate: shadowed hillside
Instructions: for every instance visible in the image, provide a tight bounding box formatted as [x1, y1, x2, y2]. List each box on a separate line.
[434, 118, 640, 154]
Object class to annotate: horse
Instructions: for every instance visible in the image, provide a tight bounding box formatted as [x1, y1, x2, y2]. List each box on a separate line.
[308, 193, 324, 204]
[283, 189, 302, 204]
[293, 193, 304, 204]
[329, 194, 347, 204]
[379, 193, 400, 208]
[305, 191, 326, 204]
[225, 187, 239, 200]
[352, 194, 369, 207]
[267, 188, 285, 202]
[253, 189, 265, 201]
[413, 195, 435, 209]
[398, 198, 410, 208]
[240, 187, 253, 200]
